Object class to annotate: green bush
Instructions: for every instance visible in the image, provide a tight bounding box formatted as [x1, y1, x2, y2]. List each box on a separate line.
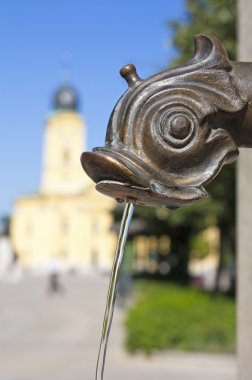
[125, 282, 235, 354]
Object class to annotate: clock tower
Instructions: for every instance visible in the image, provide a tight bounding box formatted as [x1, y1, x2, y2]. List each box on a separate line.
[41, 85, 89, 194]
[11, 85, 116, 271]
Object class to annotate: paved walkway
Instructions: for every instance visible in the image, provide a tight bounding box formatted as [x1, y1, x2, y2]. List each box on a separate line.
[0, 274, 236, 380]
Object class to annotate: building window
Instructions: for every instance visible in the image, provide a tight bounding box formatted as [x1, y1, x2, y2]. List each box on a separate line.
[92, 220, 100, 234]
[25, 220, 33, 237]
[91, 250, 98, 266]
[62, 149, 70, 164]
[61, 218, 69, 234]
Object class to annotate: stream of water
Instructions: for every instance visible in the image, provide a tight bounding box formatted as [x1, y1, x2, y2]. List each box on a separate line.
[95, 202, 135, 380]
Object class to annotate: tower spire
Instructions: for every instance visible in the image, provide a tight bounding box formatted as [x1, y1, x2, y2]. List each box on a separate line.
[60, 50, 73, 83]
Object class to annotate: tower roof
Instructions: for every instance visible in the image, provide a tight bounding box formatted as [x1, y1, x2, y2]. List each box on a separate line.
[53, 85, 79, 111]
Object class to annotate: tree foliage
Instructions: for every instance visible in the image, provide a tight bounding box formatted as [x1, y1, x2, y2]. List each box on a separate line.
[167, 0, 237, 281]
[115, 0, 237, 283]
[169, 0, 236, 63]
[127, 0, 237, 233]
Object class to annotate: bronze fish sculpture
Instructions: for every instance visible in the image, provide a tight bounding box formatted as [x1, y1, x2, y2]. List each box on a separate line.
[81, 34, 252, 209]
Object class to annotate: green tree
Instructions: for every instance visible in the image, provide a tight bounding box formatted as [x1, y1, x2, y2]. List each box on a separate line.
[167, 0, 237, 288]
[169, 0, 236, 65]
[116, 0, 237, 285]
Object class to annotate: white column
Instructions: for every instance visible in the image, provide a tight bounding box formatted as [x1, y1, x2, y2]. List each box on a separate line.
[237, 1, 252, 379]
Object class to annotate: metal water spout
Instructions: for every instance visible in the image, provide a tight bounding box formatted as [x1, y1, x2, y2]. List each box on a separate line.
[81, 34, 252, 209]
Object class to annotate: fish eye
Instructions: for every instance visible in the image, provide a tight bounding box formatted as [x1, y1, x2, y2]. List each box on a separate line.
[160, 112, 195, 148]
[169, 115, 191, 139]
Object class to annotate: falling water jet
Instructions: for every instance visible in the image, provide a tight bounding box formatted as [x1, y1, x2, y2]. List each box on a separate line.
[95, 202, 135, 380]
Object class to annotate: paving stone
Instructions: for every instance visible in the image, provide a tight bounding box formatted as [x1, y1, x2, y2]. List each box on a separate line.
[0, 274, 236, 380]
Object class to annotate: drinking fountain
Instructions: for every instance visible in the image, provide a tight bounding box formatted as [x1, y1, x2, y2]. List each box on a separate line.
[80, 34, 252, 380]
[81, 34, 252, 209]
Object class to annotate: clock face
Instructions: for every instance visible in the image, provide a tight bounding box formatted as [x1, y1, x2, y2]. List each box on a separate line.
[54, 86, 78, 110]
[59, 90, 74, 106]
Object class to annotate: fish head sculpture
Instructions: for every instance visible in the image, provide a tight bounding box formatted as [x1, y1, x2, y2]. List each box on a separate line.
[81, 34, 249, 209]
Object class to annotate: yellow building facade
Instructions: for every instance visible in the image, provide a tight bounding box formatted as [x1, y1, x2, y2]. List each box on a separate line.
[11, 86, 116, 271]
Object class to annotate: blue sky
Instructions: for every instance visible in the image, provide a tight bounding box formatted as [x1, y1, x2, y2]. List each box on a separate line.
[0, 0, 186, 215]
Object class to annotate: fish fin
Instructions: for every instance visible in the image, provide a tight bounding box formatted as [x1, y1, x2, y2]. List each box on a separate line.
[149, 180, 208, 202]
[191, 34, 229, 66]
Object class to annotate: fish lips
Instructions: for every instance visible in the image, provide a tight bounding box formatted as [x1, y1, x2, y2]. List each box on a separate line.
[81, 127, 239, 209]
[81, 147, 209, 209]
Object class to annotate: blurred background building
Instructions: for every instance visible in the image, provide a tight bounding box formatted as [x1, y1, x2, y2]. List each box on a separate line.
[10, 85, 116, 272]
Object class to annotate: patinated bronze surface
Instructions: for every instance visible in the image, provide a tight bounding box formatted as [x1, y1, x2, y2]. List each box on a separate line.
[81, 34, 252, 209]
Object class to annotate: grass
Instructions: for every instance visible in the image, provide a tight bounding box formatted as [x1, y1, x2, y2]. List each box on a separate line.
[125, 281, 235, 354]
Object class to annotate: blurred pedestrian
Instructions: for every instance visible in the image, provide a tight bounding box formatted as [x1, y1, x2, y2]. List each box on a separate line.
[47, 257, 65, 294]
